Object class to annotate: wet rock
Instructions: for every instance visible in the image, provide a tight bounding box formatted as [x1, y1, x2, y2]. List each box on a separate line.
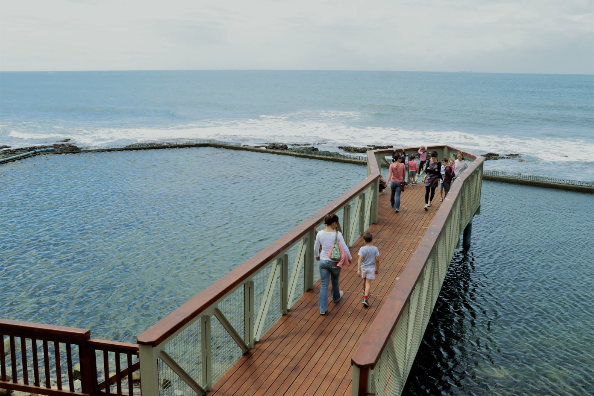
[291, 146, 319, 154]
[57, 138, 71, 143]
[484, 152, 500, 160]
[0, 145, 10, 150]
[339, 146, 367, 153]
[265, 143, 288, 150]
[506, 153, 521, 158]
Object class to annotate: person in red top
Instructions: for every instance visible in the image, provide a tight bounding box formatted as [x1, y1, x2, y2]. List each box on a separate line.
[387, 155, 406, 213]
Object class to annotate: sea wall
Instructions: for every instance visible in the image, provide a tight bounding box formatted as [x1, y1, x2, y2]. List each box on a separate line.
[2, 141, 592, 193]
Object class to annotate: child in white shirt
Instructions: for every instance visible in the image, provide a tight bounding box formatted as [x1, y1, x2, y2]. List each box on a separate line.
[357, 232, 380, 307]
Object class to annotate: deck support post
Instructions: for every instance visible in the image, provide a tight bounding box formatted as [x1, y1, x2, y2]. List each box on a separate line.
[138, 344, 160, 396]
[201, 315, 212, 391]
[304, 229, 315, 291]
[463, 220, 472, 251]
[244, 281, 254, 348]
[351, 365, 370, 396]
[343, 204, 351, 246]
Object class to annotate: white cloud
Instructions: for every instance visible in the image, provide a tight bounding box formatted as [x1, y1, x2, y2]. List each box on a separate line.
[0, 0, 592, 73]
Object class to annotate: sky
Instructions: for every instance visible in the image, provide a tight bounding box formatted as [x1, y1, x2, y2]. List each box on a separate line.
[0, 0, 592, 74]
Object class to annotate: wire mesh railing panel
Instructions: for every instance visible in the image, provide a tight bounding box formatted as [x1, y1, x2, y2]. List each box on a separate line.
[373, 300, 410, 396]
[285, 240, 305, 309]
[210, 315, 245, 385]
[161, 318, 202, 390]
[262, 272, 282, 339]
[216, 287, 245, 351]
[252, 262, 274, 330]
[158, 358, 199, 396]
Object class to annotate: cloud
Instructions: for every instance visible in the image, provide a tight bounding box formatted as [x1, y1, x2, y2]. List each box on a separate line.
[0, 0, 592, 73]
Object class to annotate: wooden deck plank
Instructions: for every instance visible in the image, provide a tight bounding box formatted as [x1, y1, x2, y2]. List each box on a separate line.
[209, 183, 442, 395]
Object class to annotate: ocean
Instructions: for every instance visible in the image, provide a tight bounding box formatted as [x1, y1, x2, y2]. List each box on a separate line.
[1, 71, 593, 180]
[1, 71, 593, 395]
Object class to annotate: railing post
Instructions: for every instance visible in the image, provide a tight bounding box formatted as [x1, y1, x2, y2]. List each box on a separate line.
[304, 229, 315, 291]
[343, 204, 351, 247]
[244, 281, 254, 348]
[359, 193, 366, 237]
[371, 178, 379, 224]
[201, 315, 212, 391]
[79, 341, 96, 396]
[138, 344, 160, 396]
[280, 254, 289, 315]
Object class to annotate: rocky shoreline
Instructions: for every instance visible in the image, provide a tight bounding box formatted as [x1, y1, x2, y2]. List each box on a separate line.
[0, 141, 523, 163]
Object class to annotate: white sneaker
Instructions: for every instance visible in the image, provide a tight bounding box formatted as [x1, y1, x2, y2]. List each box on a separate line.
[424, 204, 428, 211]
[334, 290, 344, 303]
[427, 202, 432, 207]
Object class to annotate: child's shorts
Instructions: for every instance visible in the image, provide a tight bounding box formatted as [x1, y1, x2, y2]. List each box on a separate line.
[439, 179, 444, 189]
[361, 267, 375, 279]
[409, 171, 417, 179]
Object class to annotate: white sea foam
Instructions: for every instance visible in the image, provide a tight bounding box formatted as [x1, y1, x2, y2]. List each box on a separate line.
[4, 113, 594, 165]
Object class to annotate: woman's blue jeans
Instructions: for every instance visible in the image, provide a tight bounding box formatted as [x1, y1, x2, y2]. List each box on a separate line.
[390, 181, 402, 210]
[319, 260, 341, 313]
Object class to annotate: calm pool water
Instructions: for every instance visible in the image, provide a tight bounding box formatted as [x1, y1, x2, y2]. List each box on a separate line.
[1, 149, 592, 395]
[0, 147, 364, 342]
[405, 182, 594, 396]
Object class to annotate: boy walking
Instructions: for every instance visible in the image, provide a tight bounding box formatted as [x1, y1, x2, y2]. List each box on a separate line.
[357, 232, 380, 307]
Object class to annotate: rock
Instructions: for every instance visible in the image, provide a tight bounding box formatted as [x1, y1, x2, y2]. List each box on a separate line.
[484, 152, 500, 160]
[0, 145, 10, 150]
[0, 386, 13, 395]
[506, 153, 521, 158]
[265, 143, 288, 150]
[132, 371, 141, 383]
[57, 138, 71, 143]
[72, 363, 81, 381]
[338, 146, 367, 153]
[161, 378, 172, 389]
[291, 146, 319, 154]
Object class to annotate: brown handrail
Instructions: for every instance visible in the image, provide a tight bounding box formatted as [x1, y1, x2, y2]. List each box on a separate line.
[0, 319, 90, 342]
[351, 152, 484, 370]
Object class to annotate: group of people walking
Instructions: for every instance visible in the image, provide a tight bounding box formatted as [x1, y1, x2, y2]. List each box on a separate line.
[313, 146, 469, 315]
[386, 146, 468, 212]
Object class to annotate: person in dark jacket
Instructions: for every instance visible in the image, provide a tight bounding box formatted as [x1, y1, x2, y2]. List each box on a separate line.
[424, 151, 441, 211]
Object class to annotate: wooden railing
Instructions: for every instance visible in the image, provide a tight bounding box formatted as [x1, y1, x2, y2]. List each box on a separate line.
[351, 148, 484, 396]
[0, 320, 140, 396]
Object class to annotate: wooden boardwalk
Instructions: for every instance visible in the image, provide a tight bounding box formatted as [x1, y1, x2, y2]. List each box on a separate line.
[210, 182, 443, 396]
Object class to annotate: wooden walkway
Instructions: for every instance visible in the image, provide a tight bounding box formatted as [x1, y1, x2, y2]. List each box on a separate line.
[210, 182, 442, 396]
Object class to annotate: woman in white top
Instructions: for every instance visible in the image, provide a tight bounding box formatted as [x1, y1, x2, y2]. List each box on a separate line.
[454, 153, 468, 178]
[314, 213, 352, 315]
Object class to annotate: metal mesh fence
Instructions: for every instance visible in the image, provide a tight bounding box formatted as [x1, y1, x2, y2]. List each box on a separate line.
[370, 162, 483, 396]
[160, 317, 202, 395]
